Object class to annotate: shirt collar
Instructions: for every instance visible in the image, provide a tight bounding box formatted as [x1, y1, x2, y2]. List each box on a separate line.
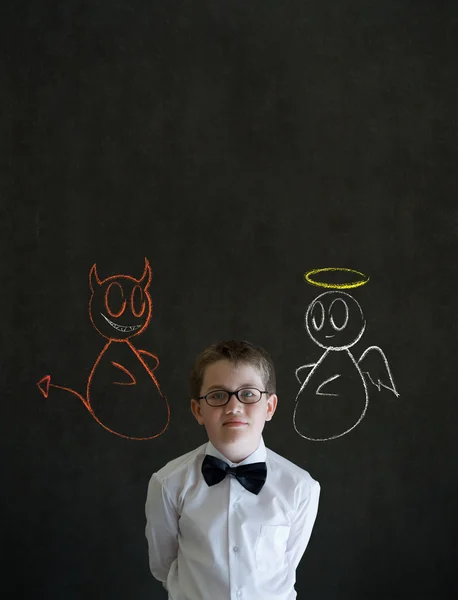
[205, 437, 266, 467]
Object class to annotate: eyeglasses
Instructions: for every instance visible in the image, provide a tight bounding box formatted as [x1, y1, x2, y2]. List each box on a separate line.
[197, 387, 269, 407]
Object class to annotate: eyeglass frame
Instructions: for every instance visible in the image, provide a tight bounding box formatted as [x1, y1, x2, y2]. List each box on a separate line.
[197, 387, 271, 407]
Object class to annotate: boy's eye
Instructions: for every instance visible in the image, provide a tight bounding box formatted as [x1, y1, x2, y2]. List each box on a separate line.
[240, 389, 254, 398]
[208, 391, 227, 401]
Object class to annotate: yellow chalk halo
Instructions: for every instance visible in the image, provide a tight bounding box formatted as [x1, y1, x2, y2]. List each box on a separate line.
[304, 267, 369, 290]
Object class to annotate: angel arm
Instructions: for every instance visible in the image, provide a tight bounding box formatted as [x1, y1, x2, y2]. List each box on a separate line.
[357, 345, 399, 397]
[295, 363, 316, 385]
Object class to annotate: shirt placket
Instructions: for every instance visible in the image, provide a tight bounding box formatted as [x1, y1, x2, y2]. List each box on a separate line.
[227, 472, 244, 600]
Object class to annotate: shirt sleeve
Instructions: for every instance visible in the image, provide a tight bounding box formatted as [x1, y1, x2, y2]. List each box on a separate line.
[145, 473, 179, 588]
[286, 479, 321, 571]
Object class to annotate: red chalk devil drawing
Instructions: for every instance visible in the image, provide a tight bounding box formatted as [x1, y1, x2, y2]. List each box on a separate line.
[37, 259, 170, 440]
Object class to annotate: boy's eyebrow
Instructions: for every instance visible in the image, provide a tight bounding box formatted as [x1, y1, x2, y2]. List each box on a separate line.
[205, 383, 262, 392]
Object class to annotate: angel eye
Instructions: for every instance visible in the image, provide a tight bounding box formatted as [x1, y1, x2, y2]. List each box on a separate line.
[311, 301, 325, 330]
[329, 298, 349, 331]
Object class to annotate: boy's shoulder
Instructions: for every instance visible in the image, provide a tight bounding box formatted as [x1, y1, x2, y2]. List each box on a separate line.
[265, 445, 319, 491]
[154, 442, 207, 483]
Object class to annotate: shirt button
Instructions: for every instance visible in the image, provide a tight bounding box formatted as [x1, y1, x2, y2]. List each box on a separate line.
[236, 590, 242, 598]
[233, 546, 240, 553]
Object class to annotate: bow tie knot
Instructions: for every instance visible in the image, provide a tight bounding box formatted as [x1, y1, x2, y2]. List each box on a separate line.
[202, 455, 267, 495]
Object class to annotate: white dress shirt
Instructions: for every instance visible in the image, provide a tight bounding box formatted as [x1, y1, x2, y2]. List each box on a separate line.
[145, 437, 320, 600]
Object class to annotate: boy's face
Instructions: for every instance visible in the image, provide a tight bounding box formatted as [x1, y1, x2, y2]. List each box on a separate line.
[191, 360, 277, 462]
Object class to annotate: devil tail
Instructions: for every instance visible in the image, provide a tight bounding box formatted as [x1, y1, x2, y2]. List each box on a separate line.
[37, 375, 89, 409]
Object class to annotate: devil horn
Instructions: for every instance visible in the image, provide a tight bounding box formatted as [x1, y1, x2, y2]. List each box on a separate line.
[89, 263, 102, 292]
[139, 257, 152, 289]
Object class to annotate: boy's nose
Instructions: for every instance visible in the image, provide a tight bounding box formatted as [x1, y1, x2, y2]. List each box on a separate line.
[225, 395, 243, 413]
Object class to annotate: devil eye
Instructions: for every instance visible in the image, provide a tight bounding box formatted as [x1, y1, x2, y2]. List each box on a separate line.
[105, 282, 126, 318]
[131, 285, 146, 318]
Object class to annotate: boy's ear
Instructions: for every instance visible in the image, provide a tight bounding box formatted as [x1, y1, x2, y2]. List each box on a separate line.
[190, 398, 205, 425]
[265, 394, 278, 421]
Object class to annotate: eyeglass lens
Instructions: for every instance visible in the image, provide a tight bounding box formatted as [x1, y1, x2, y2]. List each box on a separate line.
[206, 388, 262, 406]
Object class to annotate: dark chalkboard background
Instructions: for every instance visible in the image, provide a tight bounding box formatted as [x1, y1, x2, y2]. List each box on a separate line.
[2, 1, 457, 598]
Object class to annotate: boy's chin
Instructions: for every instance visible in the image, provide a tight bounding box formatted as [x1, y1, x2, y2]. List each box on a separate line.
[215, 428, 259, 448]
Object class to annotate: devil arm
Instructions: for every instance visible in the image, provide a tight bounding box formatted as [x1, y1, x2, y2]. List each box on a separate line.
[137, 349, 160, 372]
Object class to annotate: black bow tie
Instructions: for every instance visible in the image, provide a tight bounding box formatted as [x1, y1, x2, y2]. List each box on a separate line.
[201, 454, 267, 495]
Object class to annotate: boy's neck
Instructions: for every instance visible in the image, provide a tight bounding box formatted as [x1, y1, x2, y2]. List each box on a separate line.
[211, 439, 261, 464]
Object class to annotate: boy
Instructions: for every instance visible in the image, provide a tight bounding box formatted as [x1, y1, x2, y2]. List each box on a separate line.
[145, 340, 320, 600]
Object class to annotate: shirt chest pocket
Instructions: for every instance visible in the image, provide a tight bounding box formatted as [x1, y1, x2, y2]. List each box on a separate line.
[255, 524, 291, 572]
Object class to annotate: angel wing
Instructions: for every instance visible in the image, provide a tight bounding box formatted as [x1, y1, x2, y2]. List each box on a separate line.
[357, 345, 399, 397]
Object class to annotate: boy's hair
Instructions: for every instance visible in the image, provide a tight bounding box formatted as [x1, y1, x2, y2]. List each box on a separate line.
[190, 340, 276, 399]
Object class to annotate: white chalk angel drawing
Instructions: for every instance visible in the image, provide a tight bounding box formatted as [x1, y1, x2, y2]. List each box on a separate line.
[293, 268, 399, 441]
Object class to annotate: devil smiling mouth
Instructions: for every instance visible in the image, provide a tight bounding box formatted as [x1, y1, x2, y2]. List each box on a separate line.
[100, 313, 142, 333]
